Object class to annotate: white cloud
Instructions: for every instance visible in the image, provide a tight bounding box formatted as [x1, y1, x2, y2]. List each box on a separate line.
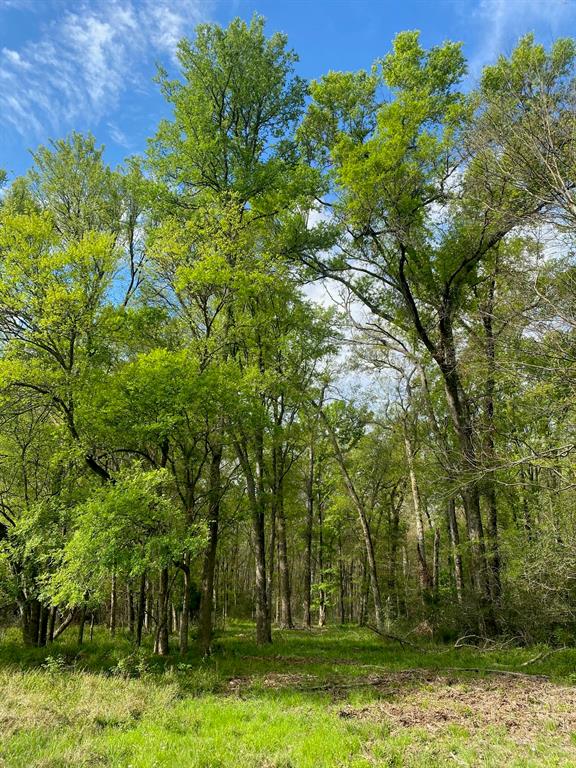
[106, 121, 131, 148]
[1, 48, 30, 68]
[469, 0, 576, 77]
[0, 0, 35, 8]
[0, 0, 211, 139]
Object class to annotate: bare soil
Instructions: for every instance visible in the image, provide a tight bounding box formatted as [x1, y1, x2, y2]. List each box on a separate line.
[337, 672, 576, 744]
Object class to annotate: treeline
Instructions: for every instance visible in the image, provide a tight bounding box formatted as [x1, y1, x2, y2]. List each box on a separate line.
[0, 17, 575, 653]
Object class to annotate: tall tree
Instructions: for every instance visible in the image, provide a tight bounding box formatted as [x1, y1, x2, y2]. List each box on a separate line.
[297, 31, 560, 630]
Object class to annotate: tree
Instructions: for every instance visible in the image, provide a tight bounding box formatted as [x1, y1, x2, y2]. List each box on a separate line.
[297, 31, 561, 631]
[148, 16, 324, 646]
[478, 35, 576, 230]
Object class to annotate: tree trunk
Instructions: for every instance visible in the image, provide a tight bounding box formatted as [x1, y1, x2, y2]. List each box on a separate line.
[319, 410, 385, 632]
[338, 535, 346, 625]
[22, 597, 41, 647]
[77, 604, 87, 646]
[276, 484, 293, 629]
[404, 428, 432, 598]
[38, 605, 49, 647]
[438, 336, 495, 632]
[432, 527, 440, 600]
[234, 431, 271, 645]
[482, 273, 502, 601]
[47, 606, 57, 644]
[303, 443, 314, 629]
[401, 544, 410, 618]
[256, 429, 271, 644]
[128, 583, 135, 637]
[388, 500, 398, 608]
[267, 491, 276, 636]
[136, 572, 146, 647]
[145, 578, 153, 632]
[109, 572, 117, 637]
[179, 555, 191, 655]
[253, 500, 271, 643]
[447, 498, 464, 604]
[317, 494, 326, 627]
[154, 567, 169, 656]
[484, 484, 501, 600]
[53, 610, 75, 641]
[198, 442, 222, 654]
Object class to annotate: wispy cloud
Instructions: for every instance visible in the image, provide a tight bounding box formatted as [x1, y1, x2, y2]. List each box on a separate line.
[0, 0, 36, 8]
[0, 0, 211, 139]
[469, 0, 576, 77]
[106, 121, 131, 148]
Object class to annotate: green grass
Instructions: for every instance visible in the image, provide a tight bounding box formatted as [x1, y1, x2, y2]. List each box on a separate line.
[1, 622, 575, 767]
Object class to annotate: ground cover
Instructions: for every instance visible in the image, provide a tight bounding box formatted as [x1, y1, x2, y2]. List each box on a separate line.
[1, 623, 575, 767]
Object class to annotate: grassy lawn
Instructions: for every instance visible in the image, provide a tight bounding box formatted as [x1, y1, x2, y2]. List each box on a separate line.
[1, 622, 575, 767]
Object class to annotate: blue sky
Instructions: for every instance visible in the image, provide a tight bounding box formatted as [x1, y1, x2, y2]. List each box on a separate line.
[1, 0, 575, 179]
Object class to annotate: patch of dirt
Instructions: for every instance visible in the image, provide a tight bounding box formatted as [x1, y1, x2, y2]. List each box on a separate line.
[338, 674, 576, 743]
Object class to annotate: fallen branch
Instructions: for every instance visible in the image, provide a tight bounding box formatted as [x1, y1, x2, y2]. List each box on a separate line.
[454, 633, 486, 649]
[441, 667, 549, 679]
[297, 666, 550, 692]
[366, 624, 430, 652]
[520, 647, 567, 667]
[453, 634, 520, 651]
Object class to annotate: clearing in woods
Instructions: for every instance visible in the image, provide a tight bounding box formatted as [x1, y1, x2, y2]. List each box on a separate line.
[0, 622, 575, 767]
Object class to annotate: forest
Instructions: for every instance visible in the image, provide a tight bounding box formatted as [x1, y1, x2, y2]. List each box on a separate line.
[1, 14, 576, 767]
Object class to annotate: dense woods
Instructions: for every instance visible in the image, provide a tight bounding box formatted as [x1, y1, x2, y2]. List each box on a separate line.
[1, 17, 575, 656]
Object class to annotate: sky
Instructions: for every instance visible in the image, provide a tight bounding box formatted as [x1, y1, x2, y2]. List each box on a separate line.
[1, 0, 575, 179]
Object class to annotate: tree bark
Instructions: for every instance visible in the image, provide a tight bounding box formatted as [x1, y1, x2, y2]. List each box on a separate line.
[338, 535, 346, 625]
[403, 427, 432, 597]
[128, 583, 135, 638]
[179, 555, 191, 655]
[432, 527, 440, 600]
[303, 443, 314, 629]
[154, 567, 170, 656]
[145, 578, 153, 632]
[276, 483, 293, 629]
[109, 572, 117, 637]
[38, 605, 49, 647]
[198, 442, 223, 654]
[267, 489, 276, 635]
[437, 330, 495, 631]
[52, 610, 75, 641]
[252, 493, 271, 644]
[136, 572, 146, 647]
[447, 498, 464, 604]
[21, 597, 41, 647]
[317, 493, 326, 627]
[388, 488, 402, 618]
[47, 606, 57, 644]
[481, 273, 502, 601]
[233, 431, 271, 645]
[77, 604, 87, 646]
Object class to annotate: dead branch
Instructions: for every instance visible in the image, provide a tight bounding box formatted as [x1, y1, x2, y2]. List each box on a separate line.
[366, 624, 431, 652]
[520, 647, 567, 667]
